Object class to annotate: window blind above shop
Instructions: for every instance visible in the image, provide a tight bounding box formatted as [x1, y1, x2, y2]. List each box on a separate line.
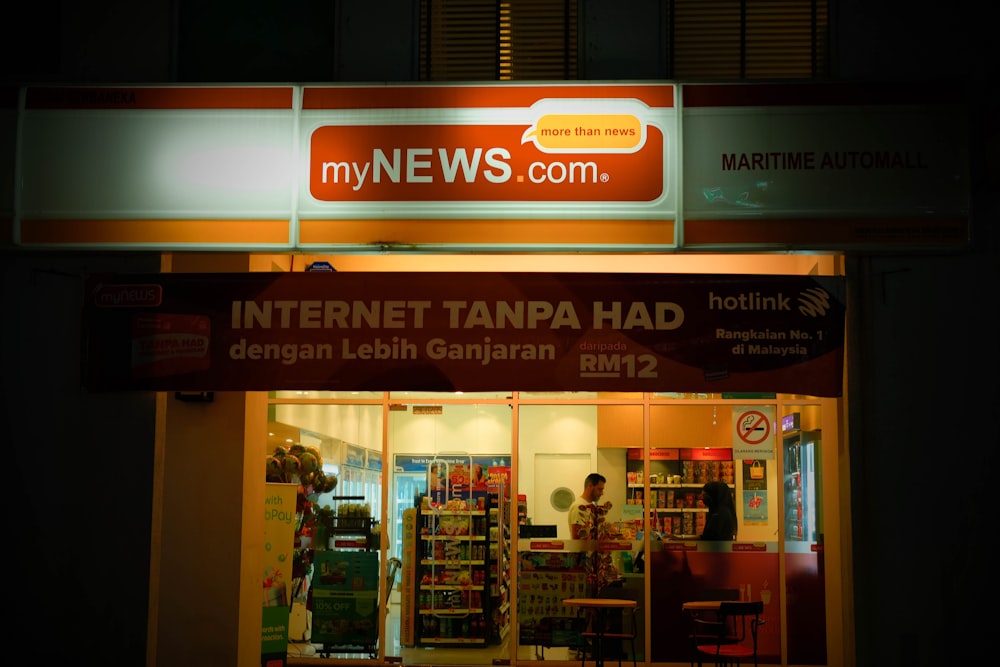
[419, 0, 827, 81]
[670, 0, 829, 80]
[420, 0, 578, 80]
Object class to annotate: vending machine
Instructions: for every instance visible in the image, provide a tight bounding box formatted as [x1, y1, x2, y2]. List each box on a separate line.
[781, 414, 822, 543]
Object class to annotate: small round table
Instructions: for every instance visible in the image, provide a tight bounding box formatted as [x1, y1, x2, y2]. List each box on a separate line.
[563, 597, 637, 667]
[681, 600, 723, 612]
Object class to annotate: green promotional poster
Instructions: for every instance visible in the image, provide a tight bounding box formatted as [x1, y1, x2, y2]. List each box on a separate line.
[262, 483, 298, 663]
[312, 551, 380, 646]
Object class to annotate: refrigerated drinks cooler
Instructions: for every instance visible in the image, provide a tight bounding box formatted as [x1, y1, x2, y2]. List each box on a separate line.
[782, 415, 822, 542]
[391, 464, 427, 563]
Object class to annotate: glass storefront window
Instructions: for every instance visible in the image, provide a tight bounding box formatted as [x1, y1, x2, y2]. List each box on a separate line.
[267, 392, 835, 666]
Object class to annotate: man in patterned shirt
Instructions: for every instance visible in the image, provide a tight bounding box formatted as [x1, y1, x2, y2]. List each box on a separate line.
[567, 473, 607, 539]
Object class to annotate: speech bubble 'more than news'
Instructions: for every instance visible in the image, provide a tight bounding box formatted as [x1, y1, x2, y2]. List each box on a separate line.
[521, 99, 651, 154]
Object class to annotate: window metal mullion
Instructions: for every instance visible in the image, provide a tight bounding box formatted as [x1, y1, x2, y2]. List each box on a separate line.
[495, 0, 501, 81]
[740, 0, 748, 79]
[425, 0, 431, 81]
[811, 0, 820, 77]
[666, 0, 675, 79]
[564, 0, 572, 79]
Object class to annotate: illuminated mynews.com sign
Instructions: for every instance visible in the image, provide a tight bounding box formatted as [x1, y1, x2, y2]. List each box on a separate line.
[14, 83, 968, 250]
[298, 85, 675, 222]
[305, 96, 669, 209]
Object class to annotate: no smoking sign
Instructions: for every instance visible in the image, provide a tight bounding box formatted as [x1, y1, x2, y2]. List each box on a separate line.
[732, 406, 775, 459]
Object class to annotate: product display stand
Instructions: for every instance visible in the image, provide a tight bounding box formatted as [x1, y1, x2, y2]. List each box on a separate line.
[416, 504, 489, 645]
[312, 497, 383, 659]
[413, 455, 513, 647]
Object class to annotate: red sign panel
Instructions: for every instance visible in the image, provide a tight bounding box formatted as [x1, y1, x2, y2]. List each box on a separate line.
[309, 125, 664, 203]
[628, 448, 679, 461]
[680, 448, 734, 461]
[83, 272, 845, 395]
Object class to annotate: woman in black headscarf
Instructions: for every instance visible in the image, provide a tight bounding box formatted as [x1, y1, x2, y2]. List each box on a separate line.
[699, 480, 738, 540]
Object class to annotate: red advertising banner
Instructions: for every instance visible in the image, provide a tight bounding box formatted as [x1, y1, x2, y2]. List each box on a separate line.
[82, 272, 845, 395]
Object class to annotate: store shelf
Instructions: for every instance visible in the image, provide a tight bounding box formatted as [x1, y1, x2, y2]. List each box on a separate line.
[420, 636, 487, 645]
[650, 506, 708, 513]
[420, 559, 486, 566]
[626, 456, 737, 538]
[414, 485, 510, 647]
[488, 486, 512, 644]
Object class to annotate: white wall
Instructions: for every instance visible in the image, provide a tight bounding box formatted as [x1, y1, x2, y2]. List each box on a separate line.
[516, 405, 625, 537]
[387, 404, 512, 457]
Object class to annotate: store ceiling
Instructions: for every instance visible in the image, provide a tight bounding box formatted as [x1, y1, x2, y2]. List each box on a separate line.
[258, 253, 841, 276]
[267, 420, 301, 453]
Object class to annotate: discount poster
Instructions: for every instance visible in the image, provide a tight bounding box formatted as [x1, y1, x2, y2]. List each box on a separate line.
[262, 482, 298, 665]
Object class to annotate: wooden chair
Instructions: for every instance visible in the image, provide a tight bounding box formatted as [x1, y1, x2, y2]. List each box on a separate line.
[692, 600, 764, 667]
[579, 606, 638, 667]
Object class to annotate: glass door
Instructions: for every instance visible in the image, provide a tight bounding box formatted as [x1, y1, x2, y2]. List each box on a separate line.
[515, 397, 640, 664]
[266, 394, 385, 661]
[387, 394, 513, 666]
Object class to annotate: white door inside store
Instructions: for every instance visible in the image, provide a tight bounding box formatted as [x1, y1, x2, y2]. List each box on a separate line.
[532, 453, 592, 539]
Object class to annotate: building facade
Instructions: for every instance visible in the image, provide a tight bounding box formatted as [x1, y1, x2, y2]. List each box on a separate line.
[3, 1, 994, 665]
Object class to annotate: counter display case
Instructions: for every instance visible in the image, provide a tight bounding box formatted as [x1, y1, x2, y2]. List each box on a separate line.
[517, 549, 589, 652]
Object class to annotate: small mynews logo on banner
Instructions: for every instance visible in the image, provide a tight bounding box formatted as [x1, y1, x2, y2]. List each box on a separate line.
[94, 283, 162, 307]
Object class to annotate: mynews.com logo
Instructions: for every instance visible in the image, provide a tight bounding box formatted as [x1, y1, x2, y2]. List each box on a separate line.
[94, 284, 162, 307]
[308, 99, 667, 203]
